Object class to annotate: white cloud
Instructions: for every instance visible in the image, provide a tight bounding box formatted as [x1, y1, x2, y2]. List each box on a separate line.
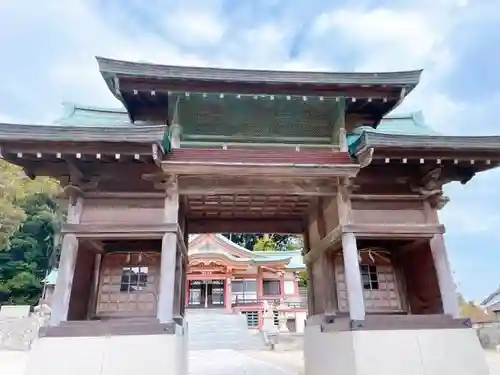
[310, 7, 452, 71]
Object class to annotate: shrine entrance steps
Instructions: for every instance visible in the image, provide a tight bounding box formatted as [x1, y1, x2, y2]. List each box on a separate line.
[186, 309, 264, 350]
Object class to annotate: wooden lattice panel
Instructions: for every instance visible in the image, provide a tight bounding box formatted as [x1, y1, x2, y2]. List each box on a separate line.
[335, 257, 404, 313]
[186, 194, 312, 219]
[180, 96, 334, 139]
[96, 252, 160, 318]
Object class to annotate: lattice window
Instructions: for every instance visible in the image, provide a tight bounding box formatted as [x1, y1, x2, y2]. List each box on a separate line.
[263, 279, 281, 296]
[96, 252, 159, 318]
[232, 279, 257, 303]
[242, 311, 259, 327]
[120, 266, 148, 292]
[335, 254, 404, 313]
[360, 265, 379, 290]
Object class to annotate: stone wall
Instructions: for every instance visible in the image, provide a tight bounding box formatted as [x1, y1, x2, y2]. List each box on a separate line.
[0, 316, 48, 351]
[475, 322, 500, 349]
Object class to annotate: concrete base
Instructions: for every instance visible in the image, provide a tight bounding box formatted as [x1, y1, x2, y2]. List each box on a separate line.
[24, 327, 187, 375]
[304, 324, 490, 375]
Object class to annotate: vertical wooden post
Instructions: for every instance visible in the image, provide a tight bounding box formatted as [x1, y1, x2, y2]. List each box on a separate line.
[303, 230, 316, 315]
[225, 278, 232, 312]
[169, 123, 182, 149]
[158, 233, 178, 323]
[50, 234, 79, 325]
[50, 196, 83, 326]
[320, 254, 337, 314]
[429, 234, 459, 318]
[424, 201, 460, 318]
[338, 182, 365, 321]
[157, 178, 179, 323]
[341, 232, 365, 321]
[172, 247, 182, 319]
[87, 253, 102, 320]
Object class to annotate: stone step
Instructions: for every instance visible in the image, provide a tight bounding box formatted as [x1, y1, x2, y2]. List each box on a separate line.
[186, 309, 265, 350]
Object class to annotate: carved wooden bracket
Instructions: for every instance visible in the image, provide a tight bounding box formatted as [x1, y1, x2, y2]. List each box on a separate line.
[357, 147, 374, 168]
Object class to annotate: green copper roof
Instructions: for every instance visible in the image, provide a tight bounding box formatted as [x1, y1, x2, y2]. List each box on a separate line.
[53, 102, 139, 127]
[43, 269, 58, 285]
[347, 111, 441, 154]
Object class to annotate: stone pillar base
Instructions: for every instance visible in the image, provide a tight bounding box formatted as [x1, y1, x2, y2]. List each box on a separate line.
[24, 321, 187, 375]
[304, 320, 490, 375]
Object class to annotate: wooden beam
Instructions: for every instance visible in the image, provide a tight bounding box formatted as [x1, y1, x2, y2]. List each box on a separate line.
[351, 194, 424, 201]
[178, 176, 338, 196]
[188, 218, 304, 234]
[119, 79, 401, 98]
[303, 225, 343, 264]
[61, 223, 178, 239]
[343, 223, 445, 238]
[161, 162, 359, 178]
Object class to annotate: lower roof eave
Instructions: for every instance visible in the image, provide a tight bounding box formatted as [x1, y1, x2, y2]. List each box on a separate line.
[161, 161, 360, 177]
[354, 133, 500, 157]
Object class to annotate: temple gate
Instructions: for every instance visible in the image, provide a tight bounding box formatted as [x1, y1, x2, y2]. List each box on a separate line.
[0, 57, 499, 374]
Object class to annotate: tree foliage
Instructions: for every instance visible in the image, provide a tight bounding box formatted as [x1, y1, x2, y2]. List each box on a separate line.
[222, 233, 302, 251]
[0, 160, 61, 306]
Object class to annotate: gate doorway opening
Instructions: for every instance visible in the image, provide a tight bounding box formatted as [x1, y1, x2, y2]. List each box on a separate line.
[187, 279, 225, 308]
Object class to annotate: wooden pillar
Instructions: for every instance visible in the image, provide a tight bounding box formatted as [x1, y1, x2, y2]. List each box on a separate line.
[338, 183, 365, 321]
[50, 234, 79, 325]
[225, 277, 232, 312]
[157, 178, 180, 323]
[430, 234, 460, 318]
[303, 230, 316, 315]
[172, 247, 182, 319]
[158, 233, 178, 323]
[342, 232, 365, 321]
[319, 254, 337, 314]
[50, 196, 83, 326]
[424, 201, 460, 318]
[257, 266, 263, 299]
[169, 123, 182, 149]
[87, 253, 102, 320]
[179, 259, 187, 317]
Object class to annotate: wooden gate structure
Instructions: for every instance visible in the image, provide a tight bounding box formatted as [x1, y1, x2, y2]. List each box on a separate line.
[1, 57, 499, 374]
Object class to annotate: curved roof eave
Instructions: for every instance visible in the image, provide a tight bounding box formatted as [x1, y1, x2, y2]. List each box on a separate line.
[96, 56, 423, 87]
[189, 252, 252, 264]
[352, 132, 500, 155]
[0, 123, 165, 143]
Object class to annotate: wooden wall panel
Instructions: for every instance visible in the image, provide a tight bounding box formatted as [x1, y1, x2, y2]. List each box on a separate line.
[81, 198, 164, 225]
[67, 243, 95, 321]
[335, 251, 405, 314]
[397, 242, 443, 314]
[96, 252, 160, 318]
[351, 200, 426, 225]
[322, 197, 339, 232]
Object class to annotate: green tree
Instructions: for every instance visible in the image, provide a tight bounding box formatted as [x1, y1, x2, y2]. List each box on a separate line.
[253, 234, 276, 251]
[222, 233, 302, 251]
[0, 160, 61, 306]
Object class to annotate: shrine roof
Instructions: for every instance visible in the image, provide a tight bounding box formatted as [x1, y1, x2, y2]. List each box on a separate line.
[189, 234, 305, 270]
[348, 111, 500, 155]
[97, 56, 422, 87]
[481, 285, 500, 307]
[53, 102, 146, 127]
[43, 269, 58, 285]
[0, 122, 164, 143]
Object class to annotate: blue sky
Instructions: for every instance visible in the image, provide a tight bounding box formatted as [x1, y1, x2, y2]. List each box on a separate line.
[1, 0, 499, 301]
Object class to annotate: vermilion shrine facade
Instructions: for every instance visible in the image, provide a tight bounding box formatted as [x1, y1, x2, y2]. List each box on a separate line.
[1, 57, 499, 375]
[187, 234, 306, 330]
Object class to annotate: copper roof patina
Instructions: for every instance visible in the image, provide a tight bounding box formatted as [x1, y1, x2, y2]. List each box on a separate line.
[347, 112, 500, 155]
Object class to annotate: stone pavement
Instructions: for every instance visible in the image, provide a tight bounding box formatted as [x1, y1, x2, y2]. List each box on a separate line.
[188, 349, 296, 375]
[2, 347, 500, 375]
